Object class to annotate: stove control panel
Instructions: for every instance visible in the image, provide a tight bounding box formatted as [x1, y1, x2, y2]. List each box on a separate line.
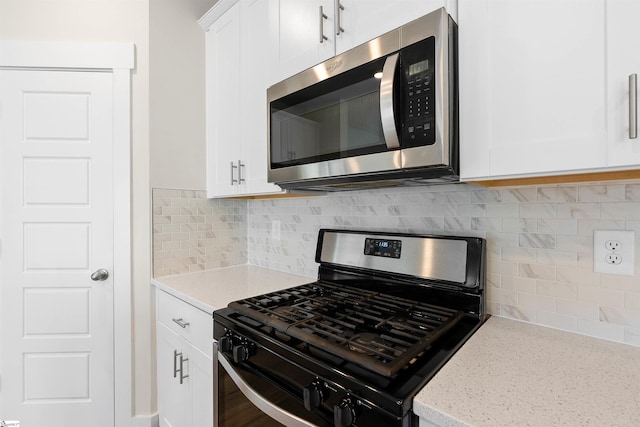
[218, 331, 255, 363]
[334, 396, 361, 427]
[364, 238, 402, 259]
[303, 379, 329, 411]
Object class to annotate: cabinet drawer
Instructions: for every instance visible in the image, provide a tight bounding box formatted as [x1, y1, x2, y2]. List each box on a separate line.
[158, 290, 213, 356]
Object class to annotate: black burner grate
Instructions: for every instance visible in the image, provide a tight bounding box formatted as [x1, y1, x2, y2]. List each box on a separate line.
[228, 282, 463, 377]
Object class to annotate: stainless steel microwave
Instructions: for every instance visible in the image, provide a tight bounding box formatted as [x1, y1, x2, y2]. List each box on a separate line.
[267, 8, 458, 191]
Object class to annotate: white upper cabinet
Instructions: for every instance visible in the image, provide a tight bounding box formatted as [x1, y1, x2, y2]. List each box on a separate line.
[272, 0, 457, 83]
[607, 0, 640, 167]
[205, 2, 242, 197]
[335, 0, 457, 55]
[459, 0, 640, 181]
[202, 0, 285, 198]
[459, 0, 607, 180]
[273, 0, 335, 84]
[239, 0, 285, 195]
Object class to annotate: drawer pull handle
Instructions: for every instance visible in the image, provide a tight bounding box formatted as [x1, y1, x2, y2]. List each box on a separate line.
[172, 318, 190, 328]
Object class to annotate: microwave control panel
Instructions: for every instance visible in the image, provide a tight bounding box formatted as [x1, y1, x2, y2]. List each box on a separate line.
[402, 37, 436, 147]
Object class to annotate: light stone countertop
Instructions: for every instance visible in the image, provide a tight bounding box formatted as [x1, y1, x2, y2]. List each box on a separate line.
[151, 265, 314, 315]
[152, 266, 640, 426]
[413, 316, 640, 427]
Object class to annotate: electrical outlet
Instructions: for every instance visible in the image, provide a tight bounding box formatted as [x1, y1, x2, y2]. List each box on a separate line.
[605, 253, 622, 265]
[594, 230, 635, 276]
[271, 220, 281, 241]
[605, 240, 622, 251]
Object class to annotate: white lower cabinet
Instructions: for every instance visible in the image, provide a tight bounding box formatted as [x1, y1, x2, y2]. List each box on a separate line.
[157, 290, 213, 427]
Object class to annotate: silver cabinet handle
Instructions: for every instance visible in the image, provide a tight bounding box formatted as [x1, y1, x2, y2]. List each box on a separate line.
[380, 53, 401, 149]
[336, 0, 344, 35]
[179, 354, 189, 384]
[172, 318, 190, 328]
[91, 268, 109, 281]
[319, 6, 328, 43]
[173, 350, 189, 384]
[238, 160, 245, 183]
[173, 350, 180, 378]
[630, 74, 637, 139]
[230, 161, 238, 185]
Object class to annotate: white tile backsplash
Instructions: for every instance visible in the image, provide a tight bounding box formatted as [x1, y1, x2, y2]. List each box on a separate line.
[152, 180, 640, 347]
[152, 189, 247, 277]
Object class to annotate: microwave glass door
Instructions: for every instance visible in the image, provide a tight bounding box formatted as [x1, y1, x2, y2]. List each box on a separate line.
[270, 57, 391, 170]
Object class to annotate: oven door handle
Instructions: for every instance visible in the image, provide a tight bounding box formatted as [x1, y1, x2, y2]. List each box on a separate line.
[380, 52, 400, 150]
[217, 353, 317, 427]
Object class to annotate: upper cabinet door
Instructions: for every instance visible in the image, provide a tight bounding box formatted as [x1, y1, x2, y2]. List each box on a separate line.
[607, 0, 640, 167]
[241, 0, 284, 196]
[206, 2, 242, 197]
[459, 0, 607, 180]
[273, 0, 335, 82]
[335, 0, 455, 55]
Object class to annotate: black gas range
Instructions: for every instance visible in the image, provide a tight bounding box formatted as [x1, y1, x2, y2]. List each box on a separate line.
[213, 229, 487, 427]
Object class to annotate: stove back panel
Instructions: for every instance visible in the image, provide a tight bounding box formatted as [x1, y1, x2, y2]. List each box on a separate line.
[316, 229, 484, 290]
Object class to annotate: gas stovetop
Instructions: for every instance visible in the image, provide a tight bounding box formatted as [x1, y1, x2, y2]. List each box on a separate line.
[228, 281, 464, 377]
[214, 229, 487, 426]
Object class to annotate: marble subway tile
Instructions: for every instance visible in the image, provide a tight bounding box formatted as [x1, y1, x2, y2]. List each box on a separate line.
[536, 280, 577, 300]
[578, 286, 625, 308]
[537, 218, 578, 235]
[536, 249, 577, 267]
[536, 310, 578, 331]
[577, 219, 626, 236]
[556, 299, 598, 320]
[601, 202, 640, 220]
[557, 203, 601, 219]
[577, 318, 626, 342]
[519, 203, 557, 219]
[537, 186, 577, 203]
[578, 184, 626, 202]
[599, 306, 640, 328]
[503, 218, 537, 233]
[519, 233, 556, 249]
[503, 188, 537, 203]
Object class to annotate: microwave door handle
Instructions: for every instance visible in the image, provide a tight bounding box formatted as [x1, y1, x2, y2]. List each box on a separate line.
[380, 53, 400, 149]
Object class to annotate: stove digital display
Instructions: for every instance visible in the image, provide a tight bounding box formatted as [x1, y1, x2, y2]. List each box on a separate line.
[364, 238, 402, 258]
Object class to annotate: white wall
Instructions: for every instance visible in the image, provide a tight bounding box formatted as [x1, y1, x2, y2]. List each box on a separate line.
[150, 0, 215, 190]
[0, 0, 153, 418]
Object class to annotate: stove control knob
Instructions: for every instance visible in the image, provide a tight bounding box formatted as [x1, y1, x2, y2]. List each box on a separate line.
[334, 396, 359, 427]
[303, 380, 327, 411]
[232, 344, 250, 363]
[218, 336, 232, 353]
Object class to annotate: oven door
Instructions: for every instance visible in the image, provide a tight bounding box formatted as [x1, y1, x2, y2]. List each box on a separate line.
[214, 345, 330, 427]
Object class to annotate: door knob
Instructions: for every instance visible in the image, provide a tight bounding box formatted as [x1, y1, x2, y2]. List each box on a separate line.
[91, 268, 109, 281]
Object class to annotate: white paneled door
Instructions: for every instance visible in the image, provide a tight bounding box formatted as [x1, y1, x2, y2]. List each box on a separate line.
[0, 69, 115, 427]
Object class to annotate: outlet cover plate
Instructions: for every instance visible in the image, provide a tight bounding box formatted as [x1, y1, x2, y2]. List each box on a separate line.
[593, 230, 635, 276]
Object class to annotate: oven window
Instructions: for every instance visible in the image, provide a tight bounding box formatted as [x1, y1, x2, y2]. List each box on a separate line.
[216, 358, 331, 427]
[218, 362, 284, 426]
[270, 56, 389, 169]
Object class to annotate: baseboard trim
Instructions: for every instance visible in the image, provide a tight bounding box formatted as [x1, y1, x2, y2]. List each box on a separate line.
[131, 413, 159, 427]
